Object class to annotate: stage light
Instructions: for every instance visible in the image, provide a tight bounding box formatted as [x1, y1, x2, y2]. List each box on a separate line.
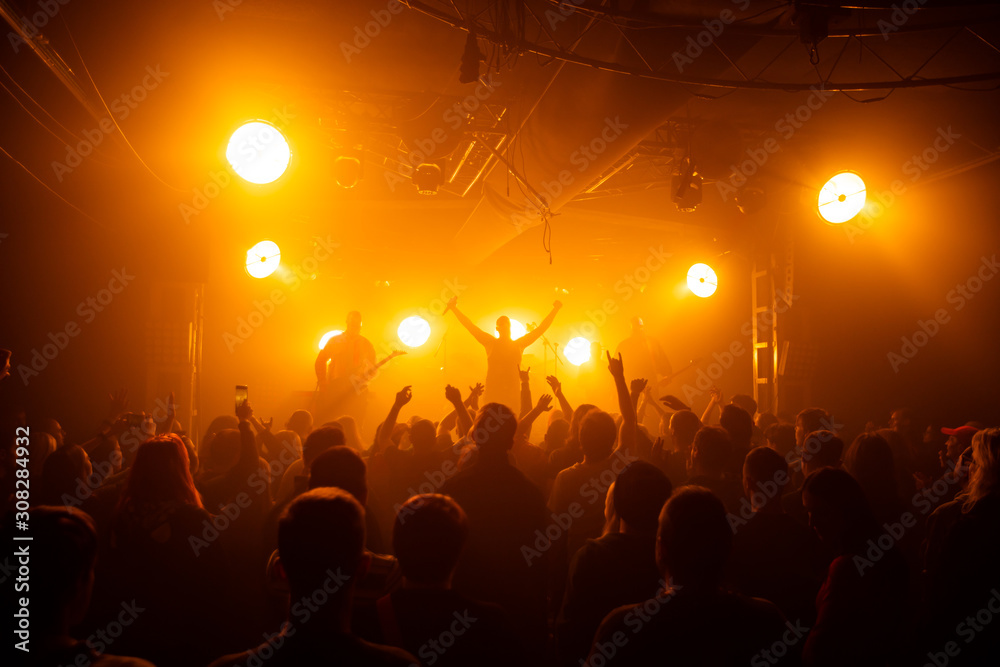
[318, 330, 343, 350]
[459, 30, 482, 84]
[818, 172, 866, 223]
[398, 316, 431, 348]
[672, 158, 702, 213]
[333, 155, 361, 188]
[227, 120, 291, 185]
[413, 163, 443, 195]
[564, 337, 592, 366]
[245, 240, 281, 278]
[687, 263, 718, 298]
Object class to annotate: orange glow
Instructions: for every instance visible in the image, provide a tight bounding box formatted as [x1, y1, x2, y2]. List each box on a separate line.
[687, 263, 718, 298]
[818, 172, 866, 223]
[227, 121, 291, 184]
[245, 240, 281, 278]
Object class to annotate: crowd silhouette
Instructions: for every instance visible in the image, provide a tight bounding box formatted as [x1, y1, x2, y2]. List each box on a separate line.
[3, 347, 1000, 666]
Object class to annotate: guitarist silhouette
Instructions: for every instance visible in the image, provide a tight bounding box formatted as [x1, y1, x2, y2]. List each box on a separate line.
[314, 311, 404, 426]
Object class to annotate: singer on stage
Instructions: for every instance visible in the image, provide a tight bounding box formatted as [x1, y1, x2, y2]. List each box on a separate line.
[446, 297, 562, 411]
[314, 310, 376, 424]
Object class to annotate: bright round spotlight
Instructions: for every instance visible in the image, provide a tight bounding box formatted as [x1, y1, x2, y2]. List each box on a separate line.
[818, 171, 866, 223]
[564, 337, 592, 366]
[227, 120, 291, 184]
[397, 316, 431, 348]
[318, 330, 343, 350]
[246, 240, 281, 278]
[687, 263, 718, 298]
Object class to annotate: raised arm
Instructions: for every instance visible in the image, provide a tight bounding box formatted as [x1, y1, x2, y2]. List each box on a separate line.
[700, 387, 722, 425]
[608, 352, 636, 455]
[520, 300, 563, 347]
[515, 394, 553, 442]
[519, 366, 532, 419]
[445, 385, 473, 438]
[375, 386, 411, 454]
[546, 375, 573, 418]
[447, 296, 494, 346]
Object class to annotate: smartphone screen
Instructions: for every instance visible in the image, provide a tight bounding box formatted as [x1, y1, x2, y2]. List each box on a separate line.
[235, 385, 248, 410]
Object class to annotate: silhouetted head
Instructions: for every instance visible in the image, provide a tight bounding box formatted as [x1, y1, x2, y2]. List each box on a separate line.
[796, 407, 832, 448]
[42, 418, 66, 447]
[410, 419, 437, 452]
[303, 425, 346, 469]
[614, 461, 672, 533]
[800, 430, 844, 477]
[394, 494, 468, 586]
[669, 410, 702, 450]
[889, 408, 913, 432]
[495, 315, 511, 339]
[120, 435, 201, 510]
[346, 310, 362, 335]
[743, 446, 789, 510]
[844, 433, 896, 501]
[720, 404, 754, 450]
[802, 467, 878, 554]
[286, 409, 313, 441]
[730, 394, 757, 419]
[278, 488, 366, 603]
[38, 444, 92, 507]
[656, 487, 731, 590]
[25, 506, 98, 633]
[335, 415, 363, 451]
[689, 426, 732, 478]
[544, 418, 571, 451]
[470, 403, 517, 457]
[308, 446, 368, 506]
[764, 423, 796, 458]
[580, 410, 617, 462]
[630, 316, 644, 334]
[962, 427, 1000, 511]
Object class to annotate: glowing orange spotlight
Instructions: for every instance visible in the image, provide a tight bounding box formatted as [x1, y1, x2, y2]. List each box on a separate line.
[687, 263, 718, 298]
[245, 240, 280, 278]
[818, 172, 866, 223]
[227, 120, 291, 184]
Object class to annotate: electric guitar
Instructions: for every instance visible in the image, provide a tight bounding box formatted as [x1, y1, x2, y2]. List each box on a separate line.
[314, 350, 407, 415]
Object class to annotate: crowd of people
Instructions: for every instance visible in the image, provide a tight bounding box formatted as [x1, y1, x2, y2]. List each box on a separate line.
[2, 347, 999, 666]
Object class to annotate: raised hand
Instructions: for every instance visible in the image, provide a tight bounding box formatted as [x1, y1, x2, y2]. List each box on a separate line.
[469, 382, 484, 397]
[445, 384, 462, 404]
[447, 295, 458, 309]
[630, 378, 648, 394]
[395, 386, 412, 407]
[708, 386, 723, 404]
[537, 394, 553, 412]
[553, 300, 563, 310]
[236, 399, 253, 422]
[607, 351, 625, 378]
[546, 375, 562, 394]
[108, 388, 129, 419]
[519, 366, 531, 383]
